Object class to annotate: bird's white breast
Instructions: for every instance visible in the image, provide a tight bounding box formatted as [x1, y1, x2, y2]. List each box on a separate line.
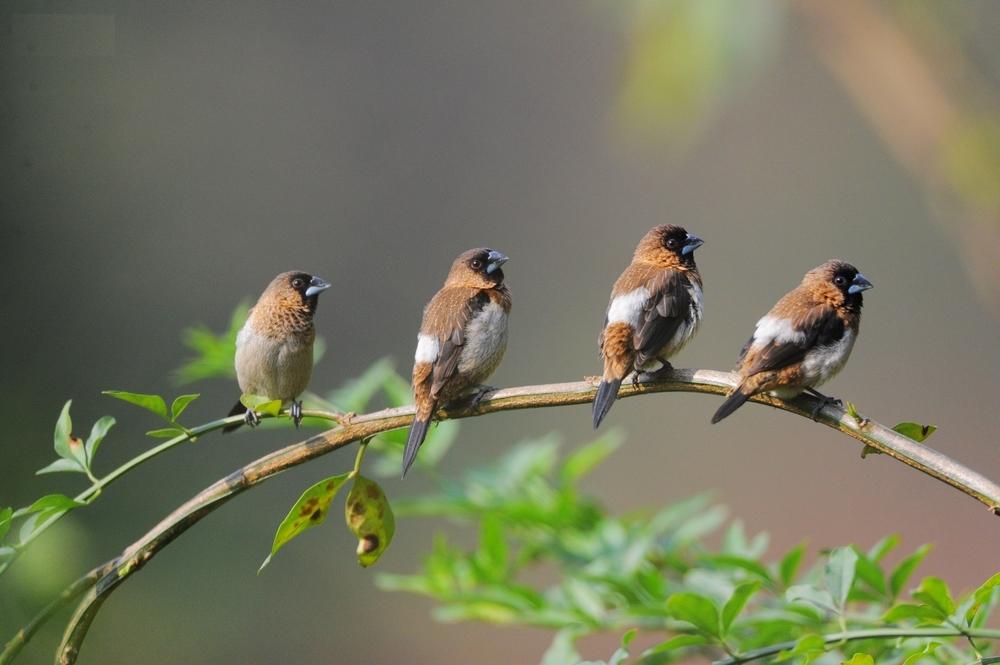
[802, 328, 856, 387]
[457, 301, 508, 378]
[234, 323, 313, 402]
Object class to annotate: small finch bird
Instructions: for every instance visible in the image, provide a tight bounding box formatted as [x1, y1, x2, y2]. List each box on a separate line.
[711, 260, 873, 424]
[593, 225, 705, 429]
[403, 248, 511, 477]
[223, 271, 330, 433]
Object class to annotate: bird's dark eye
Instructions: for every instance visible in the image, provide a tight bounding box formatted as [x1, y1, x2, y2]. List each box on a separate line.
[665, 238, 679, 250]
[470, 259, 483, 270]
[292, 278, 305, 289]
[833, 275, 847, 286]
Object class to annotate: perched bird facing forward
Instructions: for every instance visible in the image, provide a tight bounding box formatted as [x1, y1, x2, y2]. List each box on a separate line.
[711, 260, 872, 424]
[223, 271, 330, 433]
[592, 225, 705, 429]
[403, 248, 511, 477]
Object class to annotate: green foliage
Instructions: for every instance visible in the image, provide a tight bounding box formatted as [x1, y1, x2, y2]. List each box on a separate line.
[102, 389, 200, 439]
[259, 473, 350, 572]
[345, 475, 395, 567]
[892, 422, 937, 443]
[173, 302, 248, 384]
[375, 436, 1000, 664]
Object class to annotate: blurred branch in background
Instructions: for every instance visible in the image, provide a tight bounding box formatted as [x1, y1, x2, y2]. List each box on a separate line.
[614, 0, 1000, 311]
[796, 0, 1000, 312]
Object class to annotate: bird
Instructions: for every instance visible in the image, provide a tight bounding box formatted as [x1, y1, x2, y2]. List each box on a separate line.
[711, 260, 873, 424]
[403, 248, 511, 477]
[593, 225, 705, 429]
[222, 271, 330, 433]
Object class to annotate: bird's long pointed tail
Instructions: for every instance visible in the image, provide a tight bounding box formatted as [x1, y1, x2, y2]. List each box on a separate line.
[711, 386, 751, 424]
[402, 416, 431, 478]
[592, 378, 622, 429]
[222, 400, 247, 434]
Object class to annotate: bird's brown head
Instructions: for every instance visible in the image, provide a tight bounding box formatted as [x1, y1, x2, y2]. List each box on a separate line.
[262, 271, 331, 316]
[634, 225, 704, 270]
[444, 248, 509, 289]
[802, 260, 872, 311]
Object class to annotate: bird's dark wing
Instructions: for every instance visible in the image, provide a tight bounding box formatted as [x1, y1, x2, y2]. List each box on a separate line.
[633, 270, 692, 367]
[743, 306, 844, 376]
[422, 288, 489, 399]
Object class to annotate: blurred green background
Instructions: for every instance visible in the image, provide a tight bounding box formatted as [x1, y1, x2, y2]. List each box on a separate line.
[2, 1, 1000, 663]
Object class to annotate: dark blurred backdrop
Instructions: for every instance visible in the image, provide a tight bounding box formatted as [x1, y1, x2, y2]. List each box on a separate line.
[2, 1, 1000, 663]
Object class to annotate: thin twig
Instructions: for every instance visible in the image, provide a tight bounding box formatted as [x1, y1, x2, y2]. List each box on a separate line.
[714, 627, 1000, 664]
[1, 368, 994, 664]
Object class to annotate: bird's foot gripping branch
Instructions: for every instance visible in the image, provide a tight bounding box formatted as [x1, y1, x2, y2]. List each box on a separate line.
[3, 334, 1000, 662]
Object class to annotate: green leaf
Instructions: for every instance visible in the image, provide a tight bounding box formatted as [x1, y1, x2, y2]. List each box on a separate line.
[608, 629, 636, 665]
[344, 475, 395, 567]
[889, 545, 931, 600]
[842, 654, 875, 665]
[967, 571, 1000, 623]
[170, 394, 200, 422]
[709, 554, 775, 585]
[825, 546, 858, 612]
[173, 303, 248, 384]
[145, 427, 187, 439]
[560, 432, 623, 485]
[0, 507, 12, 542]
[902, 641, 940, 665]
[258, 473, 350, 572]
[53, 400, 73, 460]
[721, 580, 761, 634]
[475, 516, 507, 579]
[882, 603, 947, 625]
[103, 390, 168, 420]
[868, 534, 900, 563]
[892, 422, 937, 442]
[775, 634, 826, 663]
[84, 415, 116, 465]
[36, 458, 86, 475]
[240, 394, 283, 417]
[851, 547, 886, 597]
[665, 591, 720, 638]
[18, 493, 84, 516]
[845, 401, 862, 423]
[641, 634, 706, 658]
[786, 585, 837, 613]
[779, 542, 806, 587]
[911, 576, 955, 618]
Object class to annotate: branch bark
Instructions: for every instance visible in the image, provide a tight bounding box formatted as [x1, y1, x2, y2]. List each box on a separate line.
[2, 369, 996, 664]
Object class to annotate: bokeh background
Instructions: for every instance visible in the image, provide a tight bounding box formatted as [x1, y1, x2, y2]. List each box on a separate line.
[3, 1, 1000, 663]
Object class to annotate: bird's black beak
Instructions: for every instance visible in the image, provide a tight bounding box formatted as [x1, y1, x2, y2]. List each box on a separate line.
[486, 250, 509, 274]
[681, 233, 704, 256]
[305, 275, 331, 297]
[848, 273, 873, 294]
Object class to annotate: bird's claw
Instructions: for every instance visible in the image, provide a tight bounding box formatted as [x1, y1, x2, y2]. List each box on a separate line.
[468, 385, 495, 408]
[633, 362, 674, 385]
[290, 400, 303, 429]
[244, 409, 261, 428]
[807, 391, 842, 421]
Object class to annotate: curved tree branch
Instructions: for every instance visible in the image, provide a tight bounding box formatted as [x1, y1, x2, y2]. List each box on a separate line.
[1, 369, 993, 663]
